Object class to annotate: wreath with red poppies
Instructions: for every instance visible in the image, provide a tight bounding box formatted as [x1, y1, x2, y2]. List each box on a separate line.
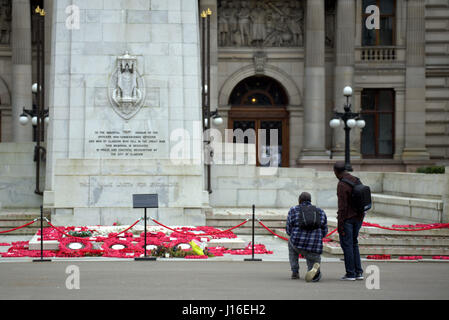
[59, 237, 93, 254]
[101, 239, 134, 252]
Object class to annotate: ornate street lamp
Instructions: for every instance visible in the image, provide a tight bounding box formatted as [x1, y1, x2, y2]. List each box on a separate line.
[18, 6, 48, 195]
[329, 86, 366, 172]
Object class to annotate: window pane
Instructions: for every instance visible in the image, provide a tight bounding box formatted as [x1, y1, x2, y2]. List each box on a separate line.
[361, 114, 376, 156]
[379, 17, 393, 45]
[260, 121, 282, 167]
[378, 90, 394, 111]
[362, 90, 376, 111]
[378, 114, 393, 155]
[363, 0, 377, 8]
[233, 121, 256, 144]
[362, 25, 377, 46]
[380, 0, 395, 15]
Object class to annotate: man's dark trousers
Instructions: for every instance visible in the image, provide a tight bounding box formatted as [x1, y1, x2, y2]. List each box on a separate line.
[288, 240, 321, 274]
[339, 217, 363, 278]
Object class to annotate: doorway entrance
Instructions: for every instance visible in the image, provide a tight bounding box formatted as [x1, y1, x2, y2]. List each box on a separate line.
[228, 76, 289, 167]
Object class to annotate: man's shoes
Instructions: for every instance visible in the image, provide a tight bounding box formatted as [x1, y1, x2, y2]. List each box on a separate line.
[340, 275, 356, 281]
[291, 272, 299, 279]
[305, 263, 320, 282]
[356, 274, 364, 280]
[311, 271, 321, 282]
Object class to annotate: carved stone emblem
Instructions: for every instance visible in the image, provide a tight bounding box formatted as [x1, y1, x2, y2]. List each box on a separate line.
[254, 51, 267, 74]
[108, 52, 145, 120]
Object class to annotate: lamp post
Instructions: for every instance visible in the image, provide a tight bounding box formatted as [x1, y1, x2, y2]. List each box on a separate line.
[329, 86, 365, 172]
[201, 8, 223, 194]
[18, 6, 47, 195]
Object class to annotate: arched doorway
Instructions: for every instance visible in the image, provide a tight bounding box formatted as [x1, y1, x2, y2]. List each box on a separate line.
[228, 76, 290, 167]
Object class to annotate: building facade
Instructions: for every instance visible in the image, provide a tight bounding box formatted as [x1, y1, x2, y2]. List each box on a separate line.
[0, 1, 448, 170]
[0, 0, 448, 222]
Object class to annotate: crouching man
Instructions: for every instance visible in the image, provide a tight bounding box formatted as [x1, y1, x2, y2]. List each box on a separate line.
[286, 192, 328, 282]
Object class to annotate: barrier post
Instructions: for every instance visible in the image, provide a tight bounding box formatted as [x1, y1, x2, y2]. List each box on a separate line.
[133, 194, 158, 261]
[33, 205, 51, 262]
[135, 208, 156, 261]
[245, 205, 262, 262]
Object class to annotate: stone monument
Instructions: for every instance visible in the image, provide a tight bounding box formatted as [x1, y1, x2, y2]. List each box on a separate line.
[44, 0, 207, 226]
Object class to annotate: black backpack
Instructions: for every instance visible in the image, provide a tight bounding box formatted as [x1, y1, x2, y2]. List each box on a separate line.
[341, 177, 372, 214]
[297, 205, 321, 230]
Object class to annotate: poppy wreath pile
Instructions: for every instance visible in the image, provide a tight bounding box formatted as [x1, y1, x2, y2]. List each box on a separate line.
[432, 256, 449, 260]
[399, 256, 423, 260]
[59, 238, 93, 256]
[367, 254, 392, 260]
[0, 224, 275, 259]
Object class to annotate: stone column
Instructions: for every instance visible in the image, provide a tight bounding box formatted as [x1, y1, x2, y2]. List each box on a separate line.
[332, 0, 356, 155]
[443, 166, 449, 223]
[394, 88, 406, 160]
[302, 0, 326, 157]
[11, 0, 33, 142]
[402, 0, 430, 160]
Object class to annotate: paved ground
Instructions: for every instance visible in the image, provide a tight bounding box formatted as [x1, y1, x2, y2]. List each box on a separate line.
[0, 260, 448, 300]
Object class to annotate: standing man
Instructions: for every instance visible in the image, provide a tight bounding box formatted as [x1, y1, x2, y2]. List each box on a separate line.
[333, 161, 364, 281]
[286, 192, 328, 282]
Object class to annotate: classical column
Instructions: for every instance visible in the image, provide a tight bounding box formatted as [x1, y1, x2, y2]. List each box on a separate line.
[402, 0, 430, 160]
[11, 0, 33, 142]
[302, 0, 326, 157]
[443, 166, 449, 223]
[394, 88, 406, 160]
[332, 0, 356, 155]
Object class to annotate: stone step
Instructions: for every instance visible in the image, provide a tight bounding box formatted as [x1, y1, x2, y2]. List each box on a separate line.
[327, 218, 449, 237]
[323, 242, 449, 256]
[0, 210, 51, 235]
[328, 233, 449, 246]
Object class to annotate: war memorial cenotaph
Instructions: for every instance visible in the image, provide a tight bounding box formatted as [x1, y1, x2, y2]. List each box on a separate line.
[43, 0, 208, 226]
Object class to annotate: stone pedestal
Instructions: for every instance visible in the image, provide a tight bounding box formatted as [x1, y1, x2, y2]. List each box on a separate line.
[44, 0, 207, 226]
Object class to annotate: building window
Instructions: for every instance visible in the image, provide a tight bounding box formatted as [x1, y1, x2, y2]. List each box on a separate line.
[362, 0, 395, 46]
[361, 89, 395, 158]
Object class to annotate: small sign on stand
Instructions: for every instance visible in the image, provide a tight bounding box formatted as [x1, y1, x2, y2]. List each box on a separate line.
[133, 194, 158, 261]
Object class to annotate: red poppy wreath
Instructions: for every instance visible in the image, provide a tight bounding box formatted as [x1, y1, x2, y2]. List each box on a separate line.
[59, 237, 93, 254]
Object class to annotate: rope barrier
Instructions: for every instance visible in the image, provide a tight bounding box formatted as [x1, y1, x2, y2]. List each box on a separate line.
[257, 219, 449, 243]
[362, 222, 449, 232]
[257, 219, 338, 241]
[44, 218, 142, 242]
[150, 217, 250, 236]
[0, 219, 38, 234]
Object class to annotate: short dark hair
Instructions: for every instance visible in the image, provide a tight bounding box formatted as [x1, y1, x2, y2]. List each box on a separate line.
[299, 192, 312, 204]
[333, 161, 346, 174]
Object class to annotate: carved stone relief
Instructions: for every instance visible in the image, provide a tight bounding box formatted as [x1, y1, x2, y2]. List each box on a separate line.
[218, 0, 304, 48]
[108, 52, 146, 120]
[0, 0, 11, 45]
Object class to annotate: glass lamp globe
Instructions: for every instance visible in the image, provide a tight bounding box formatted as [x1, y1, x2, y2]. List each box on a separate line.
[346, 118, 357, 128]
[212, 116, 223, 126]
[45, 116, 50, 125]
[19, 114, 29, 126]
[356, 119, 366, 129]
[32, 83, 39, 94]
[343, 86, 353, 97]
[329, 118, 341, 128]
[31, 116, 38, 126]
